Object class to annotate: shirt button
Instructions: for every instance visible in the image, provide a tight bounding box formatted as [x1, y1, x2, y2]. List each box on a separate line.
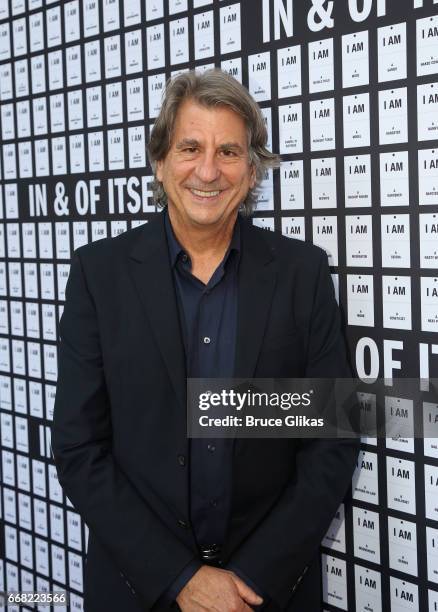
[177, 454, 186, 466]
[207, 443, 216, 453]
[203, 336, 211, 344]
[210, 499, 218, 508]
[178, 519, 189, 529]
[181, 253, 189, 263]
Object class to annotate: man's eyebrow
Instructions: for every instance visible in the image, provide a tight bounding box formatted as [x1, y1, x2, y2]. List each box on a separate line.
[174, 139, 245, 153]
[175, 138, 200, 150]
[218, 142, 245, 153]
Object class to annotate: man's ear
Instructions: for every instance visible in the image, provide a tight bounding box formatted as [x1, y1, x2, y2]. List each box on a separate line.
[156, 159, 163, 182]
[249, 164, 256, 190]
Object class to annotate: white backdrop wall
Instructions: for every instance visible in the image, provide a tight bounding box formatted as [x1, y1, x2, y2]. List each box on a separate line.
[0, 0, 438, 610]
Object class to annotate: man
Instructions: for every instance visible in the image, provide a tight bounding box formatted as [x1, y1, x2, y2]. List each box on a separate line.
[51, 69, 359, 612]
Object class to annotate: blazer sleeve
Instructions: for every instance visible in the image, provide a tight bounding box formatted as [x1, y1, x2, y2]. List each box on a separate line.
[226, 249, 360, 609]
[51, 249, 198, 610]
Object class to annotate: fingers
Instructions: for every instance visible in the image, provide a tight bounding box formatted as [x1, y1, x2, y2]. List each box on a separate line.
[211, 601, 254, 612]
[230, 574, 263, 607]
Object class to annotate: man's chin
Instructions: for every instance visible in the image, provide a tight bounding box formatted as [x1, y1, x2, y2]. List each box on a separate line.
[184, 204, 233, 227]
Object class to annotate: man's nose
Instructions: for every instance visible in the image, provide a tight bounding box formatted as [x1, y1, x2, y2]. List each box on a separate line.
[194, 151, 221, 183]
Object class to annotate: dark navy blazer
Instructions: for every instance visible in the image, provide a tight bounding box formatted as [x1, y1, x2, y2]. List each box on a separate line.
[51, 211, 359, 611]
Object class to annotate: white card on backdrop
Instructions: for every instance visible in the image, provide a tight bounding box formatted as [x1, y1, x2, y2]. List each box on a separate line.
[52, 138, 67, 175]
[381, 214, 410, 268]
[194, 12, 214, 60]
[280, 161, 304, 209]
[311, 158, 337, 209]
[342, 31, 369, 87]
[281, 217, 305, 241]
[88, 134, 103, 174]
[278, 104, 303, 154]
[220, 4, 241, 55]
[418, 82, 438, 141]
[390, 578, 418, 611]
[382, 276, 412, 330]
[127, 78, 144, 121]
[343, 93, 370, 148]
[379, 87, 408, 144]
[352, 451, 379, 505]
[380, 151, 409, 206]
[31, 55, 45, 93]
[353, 506, 380, 564]
[419, 214, 438, 268]
[312, 216, 338, 266]
[124, 0, 141, 26]
[104, 35, 121, 79]
[85, 40, 101, 83]
[378, 22, 407, 82]
[344, 155, 371, 207]
[322, 555, 348, 610]
[64, 1, 80, 43]
[103, 0, 120, 32]
[248, 52, 271, 101]
[387, 456, 416, 514]
[418, 148, 438, 205]
[106, 82, 123, 125]
[147, 24, 165, 70]
[87, 86, 103, 127]
[417, 15, 438, 76]
[347, 275, 374, 327]
[128, 126, 146, 168]
[310, 98, 335, 151]
[277, 46, 301, 98]
[125, 29, 143, 74]
[170, 18, 189, 65]
[355, 565, 382, 612]
[346, 215, 373, 267]
[309, 38, 334, 92]
[421, 276, 438, 332]
[83, 0, 99, 37]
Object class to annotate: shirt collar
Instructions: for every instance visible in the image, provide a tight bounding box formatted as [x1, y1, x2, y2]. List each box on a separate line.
[164, 207, 241, 270]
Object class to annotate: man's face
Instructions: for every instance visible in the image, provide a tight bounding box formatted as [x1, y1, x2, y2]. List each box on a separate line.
[156, 98, 256, 228]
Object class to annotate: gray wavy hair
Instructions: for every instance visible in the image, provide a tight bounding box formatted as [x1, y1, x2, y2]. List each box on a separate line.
[147, 68, 281, 216]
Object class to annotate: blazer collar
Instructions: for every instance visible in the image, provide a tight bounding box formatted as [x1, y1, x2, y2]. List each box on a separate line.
[128, 212, 187, 416]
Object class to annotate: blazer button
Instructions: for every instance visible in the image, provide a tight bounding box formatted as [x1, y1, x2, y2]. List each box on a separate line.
[178, 519, 189, 529]
[177, 454, 186, 466]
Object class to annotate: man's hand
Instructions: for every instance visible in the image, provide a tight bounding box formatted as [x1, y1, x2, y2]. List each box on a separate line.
[176, 565, 263, 611]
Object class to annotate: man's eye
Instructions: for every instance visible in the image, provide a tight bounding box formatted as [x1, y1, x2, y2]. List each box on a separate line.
[221, 150, 236, 156]
[183, 147, 197, 153]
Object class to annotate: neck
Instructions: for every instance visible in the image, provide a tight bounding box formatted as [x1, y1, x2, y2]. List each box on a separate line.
[167, 206, 238, 284]
[167, 206, 237, 263]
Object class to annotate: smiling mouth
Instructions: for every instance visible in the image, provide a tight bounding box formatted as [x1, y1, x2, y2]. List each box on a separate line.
[189, 188, 223, 199]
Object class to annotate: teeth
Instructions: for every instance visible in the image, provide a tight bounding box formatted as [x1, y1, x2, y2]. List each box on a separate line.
[191, 189, 220, 198]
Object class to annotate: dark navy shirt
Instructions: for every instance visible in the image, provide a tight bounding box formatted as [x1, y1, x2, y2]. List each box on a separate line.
[156, 210, 266, 610]
[165, 209, 239, 547]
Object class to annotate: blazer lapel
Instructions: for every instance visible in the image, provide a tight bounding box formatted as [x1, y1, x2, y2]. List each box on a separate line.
[127, 212, 187, 415]
[126, 213, 277, 408]
[234, 219, 278, 379]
